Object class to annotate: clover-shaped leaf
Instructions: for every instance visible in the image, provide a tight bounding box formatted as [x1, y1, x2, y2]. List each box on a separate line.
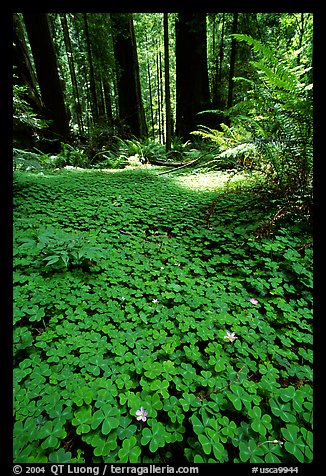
[198, 433, 211, 455]
[39, 420, 66, 449]
[72, 406, 92, 435]
[281, 424, 308, 463]
[92, 433, 117, 457]
[49, 448, 72, 463]
[149, 379, 169, 399]
[141, 421, 167, 453]
[118, 436, 141, 463]
[270, 398, 297, 423]
[71, 386, 94, 407]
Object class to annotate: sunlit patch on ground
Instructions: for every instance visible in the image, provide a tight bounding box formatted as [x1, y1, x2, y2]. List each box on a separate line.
[173, 170, 261, 191]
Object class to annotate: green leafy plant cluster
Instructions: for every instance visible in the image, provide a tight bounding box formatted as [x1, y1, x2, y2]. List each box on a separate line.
[13, 167, 312, 464]
[13, 83, 49, 132]
[13, 143, 90, 172]
[17, 227, 103, 270]
[193, 34, 313, 203]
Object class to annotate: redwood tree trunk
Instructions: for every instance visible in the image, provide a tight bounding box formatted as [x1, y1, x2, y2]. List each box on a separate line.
[60, 13, 84, 135]
[175, 13, 211, 140]
[110, 13, 147, 138]
[23, 13, 71, 142]
[164, 13, 172, 152]
[13, 14, 43, 114]
[227, 13, 239, 109]
[84, 13, 99, 125]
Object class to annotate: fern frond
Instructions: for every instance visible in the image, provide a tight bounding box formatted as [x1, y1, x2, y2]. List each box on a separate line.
[232, 34, 276, 62]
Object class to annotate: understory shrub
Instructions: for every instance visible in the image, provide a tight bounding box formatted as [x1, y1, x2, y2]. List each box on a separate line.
[192, 34, 313, 212]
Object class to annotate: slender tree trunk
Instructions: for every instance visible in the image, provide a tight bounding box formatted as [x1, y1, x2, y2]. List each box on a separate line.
[211, 14, 220, 107]
[156, 52, 162, 142]
[164, 13, 172, 152]
[296, 13, 305, 66]
[145, 33, 155, 138]
[227, 13, 238, 109]
[23, 13, 71, 142]
[219, 13, 225, 83]
[84, 13, 99, 125]
[147, 60, 155, 137]
[13, 14, 43, 114]
[159, 51, 165, 143]
[60, 13, 84, 135]
[98, 74, 107, 124]
[103, 81, 113, 127]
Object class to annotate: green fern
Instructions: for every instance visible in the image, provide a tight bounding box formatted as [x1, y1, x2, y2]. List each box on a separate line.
[193, 33, 312, 202]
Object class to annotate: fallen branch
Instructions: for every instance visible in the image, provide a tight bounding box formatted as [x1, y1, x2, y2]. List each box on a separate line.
[148, 158, 194, 167]
[156, 146, 220, 175]
[157, 156, 202, 175]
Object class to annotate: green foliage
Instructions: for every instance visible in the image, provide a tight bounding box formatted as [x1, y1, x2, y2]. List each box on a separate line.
[13, 167, 312, 464]
[17, 227, 103, 271]
[57, 143, 89, 168]
[13, 143, 89, 171]
[13, 148, 44, 172]
[13, 84, 49, 131]
[193, 33, 313, 208]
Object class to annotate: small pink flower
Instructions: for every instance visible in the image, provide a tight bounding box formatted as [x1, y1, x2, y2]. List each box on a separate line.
[135, 406, 148, 422]
[250, 298, 259, 305]
[224, 330, 238, 343]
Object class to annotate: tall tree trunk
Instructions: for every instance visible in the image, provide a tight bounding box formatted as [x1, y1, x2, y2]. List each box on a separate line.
[103, 80, 113, 127]
[98, 74, 107, 124]
[164, 13, 172, 152]
[175, 13, 211, 140]
[84, 13, 99, 125]
[156, 52, 162, 142]
[23, 13, 71, 142]
[147, 60, 155, 137]
[110, 13, 147, 138]
[60, 13, 84, 135]
[227, 13, 239, 109]
[13, 14, 43, 114]
[159, 51, 165, 143]
[145, 32, 155, 138]
[219, 13, 225, 83]
[211, 14, 221, 107]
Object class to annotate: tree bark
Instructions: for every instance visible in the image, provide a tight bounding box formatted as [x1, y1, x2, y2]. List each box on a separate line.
[159, 51, 165, 143]
[219, 13, 225, 83]
[13, 14, 43, 114]
[175, 13, 211, 140]
[23, 13, 71, 142]
[103, 80, 113, 127]
[84, 13, 99, 125]
[60, 13, 84, 135]
[147, 60, 155, 137]
[110, 13, 147, 138]
[164, 13, 172, 152]
[227, 13, 239, 109]
[156, 51, 162, 142]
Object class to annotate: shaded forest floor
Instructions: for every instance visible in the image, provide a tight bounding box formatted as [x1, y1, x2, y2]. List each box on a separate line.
[13, 167, 313, 464]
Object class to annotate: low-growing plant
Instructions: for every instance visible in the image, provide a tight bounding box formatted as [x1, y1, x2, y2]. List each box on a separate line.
[13, 83, 49, 132]
[13, 167, 313, 464]
[17, 227, 103, 271]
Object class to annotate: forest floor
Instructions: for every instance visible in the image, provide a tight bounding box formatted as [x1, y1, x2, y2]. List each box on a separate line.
[13, 166, 313, 464]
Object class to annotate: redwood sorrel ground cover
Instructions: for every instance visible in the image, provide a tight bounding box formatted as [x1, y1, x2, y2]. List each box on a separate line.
[13, 167, 313, 464]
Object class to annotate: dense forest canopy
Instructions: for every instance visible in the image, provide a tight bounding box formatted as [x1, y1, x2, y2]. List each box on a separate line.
[13, 12, 314, 466]
[13, 13, 312, 139]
